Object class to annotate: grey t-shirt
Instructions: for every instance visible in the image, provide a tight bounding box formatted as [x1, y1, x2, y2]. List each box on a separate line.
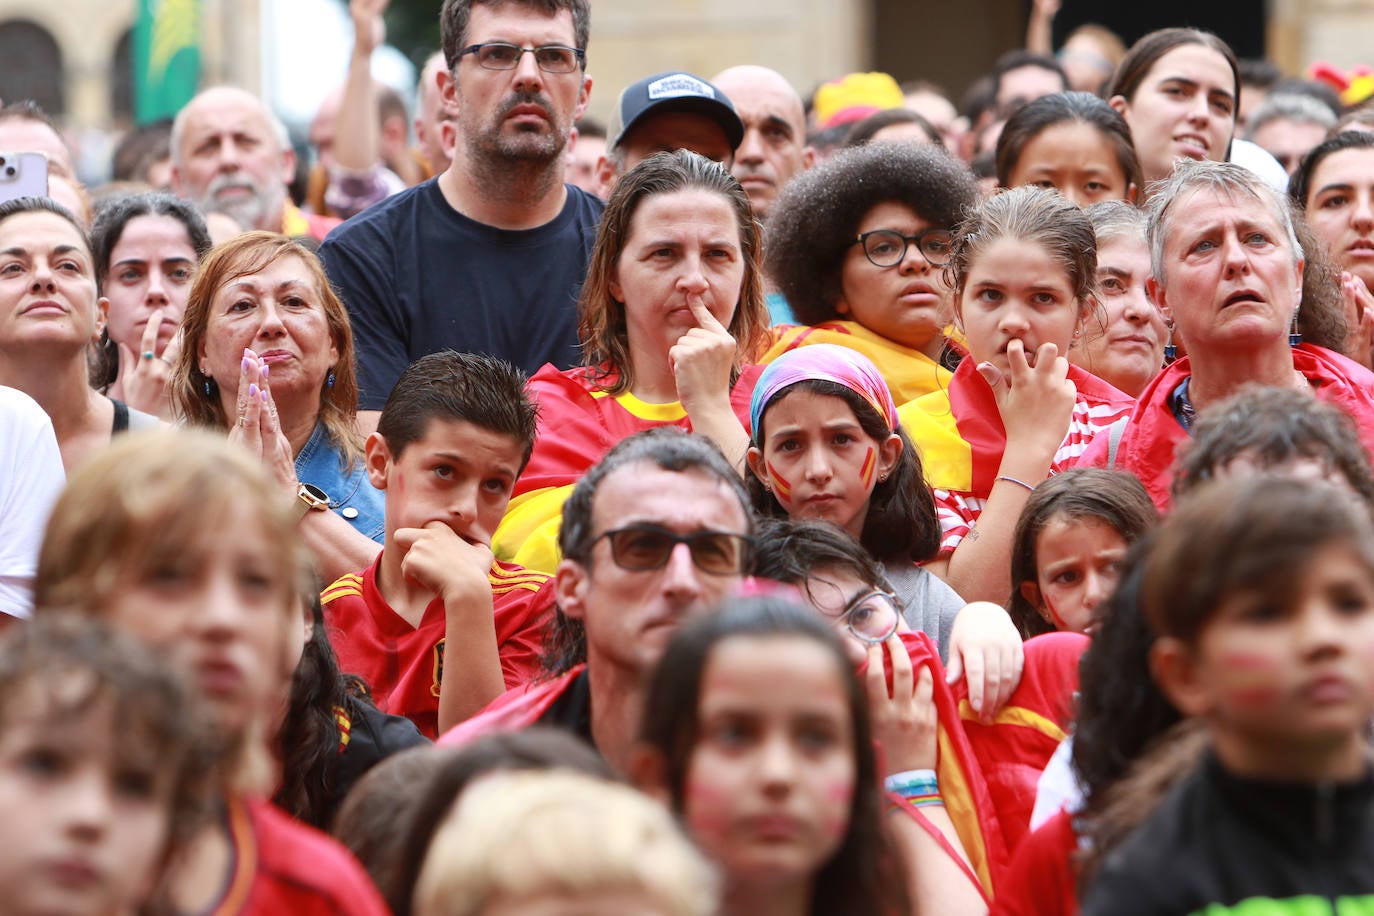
[881, 560, 966, 663]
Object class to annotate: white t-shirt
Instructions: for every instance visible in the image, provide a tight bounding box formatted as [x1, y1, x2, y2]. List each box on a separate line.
[0, 387, 64, 618]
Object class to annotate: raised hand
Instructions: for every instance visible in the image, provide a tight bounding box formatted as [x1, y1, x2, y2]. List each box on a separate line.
[116, 308, 178, 419]
[395, 520, 495, 607]
[228, 348, 297, 489]
[1342, 271, 1374, 370]
[350, 0, 388, 56]
[669, 296, 737, 415]
[944, 600, 1025, 723]
[980, 339, 1076, 454]
[867, 635, 939, 775]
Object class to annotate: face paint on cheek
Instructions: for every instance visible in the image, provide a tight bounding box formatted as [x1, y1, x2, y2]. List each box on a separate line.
[859, 447, 876, 489]
[1222, 684, 1282, 708]
[1216, 650, 1281, 708]
[1040, 591, 1070, 631]
[823, 778, 855, 840]
[684, 779, 731, 841]
[766, 461, 794, 504]
[825, 779, 854, 804]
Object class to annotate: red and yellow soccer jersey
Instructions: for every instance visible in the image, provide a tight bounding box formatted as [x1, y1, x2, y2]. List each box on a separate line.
[322, 555, 553, 740]
[209, 795, 387, 916]
[492, 362, 762, 574]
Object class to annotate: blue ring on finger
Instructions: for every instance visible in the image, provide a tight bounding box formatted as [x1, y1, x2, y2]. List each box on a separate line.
[142, 351, 155, 360]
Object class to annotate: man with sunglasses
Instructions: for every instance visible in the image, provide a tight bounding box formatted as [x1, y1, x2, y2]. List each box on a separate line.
[319, 0, 602, 434]
[439, 429, 754, 775]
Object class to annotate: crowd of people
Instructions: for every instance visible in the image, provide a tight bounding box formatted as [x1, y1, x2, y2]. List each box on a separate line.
[4, 0, 1374, 912]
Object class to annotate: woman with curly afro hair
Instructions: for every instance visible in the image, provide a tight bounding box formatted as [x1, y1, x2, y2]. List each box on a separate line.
[763, 142, 980, 405]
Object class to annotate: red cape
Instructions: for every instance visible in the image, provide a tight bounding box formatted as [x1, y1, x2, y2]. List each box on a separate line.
[953, 631, 1088, 856]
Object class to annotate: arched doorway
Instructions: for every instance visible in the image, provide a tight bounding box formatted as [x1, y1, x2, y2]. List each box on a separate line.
[0, 19, 64, 114]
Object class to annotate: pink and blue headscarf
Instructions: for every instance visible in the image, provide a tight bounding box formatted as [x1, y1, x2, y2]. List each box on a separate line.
[749, 343, 899, 445]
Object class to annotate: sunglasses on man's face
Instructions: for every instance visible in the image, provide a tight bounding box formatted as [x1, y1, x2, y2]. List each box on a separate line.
[590, 524, 753, 575]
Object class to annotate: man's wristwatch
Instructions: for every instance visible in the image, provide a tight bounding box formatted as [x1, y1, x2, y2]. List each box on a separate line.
[294, 483, 331, 522]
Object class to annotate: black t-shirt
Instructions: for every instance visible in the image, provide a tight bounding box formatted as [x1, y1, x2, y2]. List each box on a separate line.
[1082, 753, 1374, 915]
[535, 668, 594, 746]
[318, 180, 604, 409]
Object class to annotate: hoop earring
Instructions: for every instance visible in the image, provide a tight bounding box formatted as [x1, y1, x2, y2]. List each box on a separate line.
[1290, 310, 1302, 348]
[1163, 322, 1177, 362]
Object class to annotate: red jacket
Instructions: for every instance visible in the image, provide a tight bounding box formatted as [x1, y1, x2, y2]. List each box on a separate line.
[1077, 344, 1374, 511]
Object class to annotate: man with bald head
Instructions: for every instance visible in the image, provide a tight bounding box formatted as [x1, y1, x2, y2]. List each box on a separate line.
[414, 51, 456, 176]
[172, 86, 340, 241]
[710, 65, 813, 221]
[0, 102, 75, 180]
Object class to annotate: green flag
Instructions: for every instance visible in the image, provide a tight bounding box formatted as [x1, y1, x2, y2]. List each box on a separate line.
[134, 0, 201, 124]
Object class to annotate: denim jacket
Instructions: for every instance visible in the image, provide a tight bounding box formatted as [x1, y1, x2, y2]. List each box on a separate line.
[294, 422, 385, 543]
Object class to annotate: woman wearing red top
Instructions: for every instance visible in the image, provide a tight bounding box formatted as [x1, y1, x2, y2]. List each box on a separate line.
[495, 150, 770, 572]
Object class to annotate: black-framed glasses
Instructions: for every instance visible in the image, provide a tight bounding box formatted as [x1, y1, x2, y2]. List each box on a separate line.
[834, 588, 902, 645]
[590, 524, 753, 576]
[457, 42, 585, 73]
[853, 228, 953, 268]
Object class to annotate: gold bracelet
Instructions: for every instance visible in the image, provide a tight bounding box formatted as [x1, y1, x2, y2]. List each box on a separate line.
[995, 474, 1036, 492]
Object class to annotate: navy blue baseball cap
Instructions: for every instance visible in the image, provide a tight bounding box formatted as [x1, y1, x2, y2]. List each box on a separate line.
[608, 71, 745, 151]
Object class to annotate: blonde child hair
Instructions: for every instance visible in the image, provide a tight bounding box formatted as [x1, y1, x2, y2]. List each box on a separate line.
[413, 770, 718, 916]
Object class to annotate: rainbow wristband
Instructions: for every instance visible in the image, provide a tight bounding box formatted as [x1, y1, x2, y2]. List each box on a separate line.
[885, 768, 942, 808]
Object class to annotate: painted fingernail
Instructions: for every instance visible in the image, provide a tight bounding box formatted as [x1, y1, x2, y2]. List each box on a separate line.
[242, 357, 251, 373]
[248, 383, 258, 399]
[260, 387, 269, 403]
[262, 363, 270, 379]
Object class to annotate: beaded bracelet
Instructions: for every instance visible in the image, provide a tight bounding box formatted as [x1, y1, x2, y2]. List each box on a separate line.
[885, 768, 942, 808]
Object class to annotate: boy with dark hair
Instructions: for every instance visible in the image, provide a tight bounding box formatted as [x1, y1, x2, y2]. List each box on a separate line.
[323, 351, 551, 739]
[1081, 475, 1374, 915]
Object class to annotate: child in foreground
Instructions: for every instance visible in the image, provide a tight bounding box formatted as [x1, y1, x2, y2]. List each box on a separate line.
[633, 597, 912, 916]
[34, 429, 390, 915]
[0, 615, 205, 916]
[1081, 475, 1374, 914]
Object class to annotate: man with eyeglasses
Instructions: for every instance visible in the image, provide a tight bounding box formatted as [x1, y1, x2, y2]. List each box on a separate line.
[439, 429, 754, 774]
[318, 0, 602, 435]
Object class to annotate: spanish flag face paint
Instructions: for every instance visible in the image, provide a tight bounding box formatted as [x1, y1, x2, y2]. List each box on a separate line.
[766, 461, 794, 505]
[757, 390, 886, 539]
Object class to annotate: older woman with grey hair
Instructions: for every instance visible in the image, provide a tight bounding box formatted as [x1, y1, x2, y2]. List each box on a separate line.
[1078, 159, 1374, 509]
